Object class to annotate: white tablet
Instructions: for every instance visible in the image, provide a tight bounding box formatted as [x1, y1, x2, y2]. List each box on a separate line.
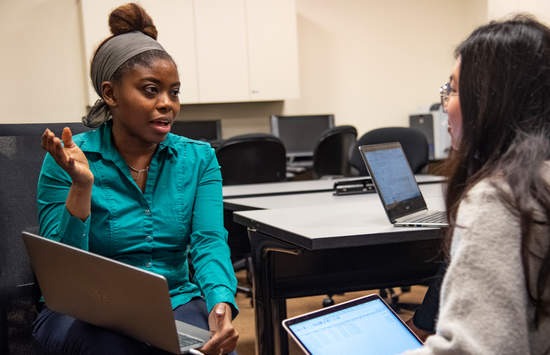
[282, 293, 423, 355]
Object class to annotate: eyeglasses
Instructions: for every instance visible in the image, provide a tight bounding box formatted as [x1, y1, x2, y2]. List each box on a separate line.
[440, 82, 458, 113]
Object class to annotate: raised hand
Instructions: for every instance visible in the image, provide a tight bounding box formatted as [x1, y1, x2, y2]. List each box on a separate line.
[41, 127, 94, 187]
[200, 303, 239, 355]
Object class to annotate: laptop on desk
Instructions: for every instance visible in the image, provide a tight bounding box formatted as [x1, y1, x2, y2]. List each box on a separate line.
[358, 142, 448, 228]
[21, 231, 210, 354]
[282, 293, 423, 355]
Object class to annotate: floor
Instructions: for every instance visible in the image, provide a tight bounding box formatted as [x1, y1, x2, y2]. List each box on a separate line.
[231, 270, 427, 355]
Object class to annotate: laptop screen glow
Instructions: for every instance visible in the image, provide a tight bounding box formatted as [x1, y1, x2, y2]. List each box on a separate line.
[287, 298, 422, 355]
[364, 147, 421, 209]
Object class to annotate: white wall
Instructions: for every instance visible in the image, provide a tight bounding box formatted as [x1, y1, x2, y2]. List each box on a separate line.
[488, 0, 550, 25]
[285, 0, 487, 136]
[0, 0, 488, 138]
[0, 0, 88, 124]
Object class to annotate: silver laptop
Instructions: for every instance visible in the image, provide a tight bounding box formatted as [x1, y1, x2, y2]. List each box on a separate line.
[21, 231, 210, 354]
[358, 142, 448, 227]
[282, 293, 423, 355]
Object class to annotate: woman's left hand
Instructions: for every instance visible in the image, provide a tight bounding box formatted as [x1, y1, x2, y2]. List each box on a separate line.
[199, 303, 239, 355]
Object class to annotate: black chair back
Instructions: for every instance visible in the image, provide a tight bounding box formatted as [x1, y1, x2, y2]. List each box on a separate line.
[0, 123, 90, 295]
[215, 133, 286, 185]
[216, 133, 287, 295]
[350, 127, 429, 175]
[312, 125, 357, 178]
[0, 122, 89, 353]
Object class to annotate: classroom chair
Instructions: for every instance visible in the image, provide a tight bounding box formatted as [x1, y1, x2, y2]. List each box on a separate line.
[349, 126, 429, 176]
[312, 125, 357, 179]
[0, 123, 90, 354]
[216, 133, 287, 298]
[216, 133, 286, 185]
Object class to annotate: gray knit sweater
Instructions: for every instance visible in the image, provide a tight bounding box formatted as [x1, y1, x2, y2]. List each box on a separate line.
[403, 178, 550, 355]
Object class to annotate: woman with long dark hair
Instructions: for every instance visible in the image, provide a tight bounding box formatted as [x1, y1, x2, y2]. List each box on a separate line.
[403, 15, 550, 354]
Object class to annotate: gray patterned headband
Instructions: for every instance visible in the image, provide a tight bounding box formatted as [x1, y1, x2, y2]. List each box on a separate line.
[83, 31, 165, 128]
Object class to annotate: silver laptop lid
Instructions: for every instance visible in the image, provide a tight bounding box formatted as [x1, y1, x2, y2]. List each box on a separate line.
[21, 231, 183, 353]
[359, 142, 428, 223]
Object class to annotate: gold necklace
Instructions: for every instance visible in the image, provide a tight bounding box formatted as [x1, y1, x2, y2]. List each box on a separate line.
[128, 164, 149, 174]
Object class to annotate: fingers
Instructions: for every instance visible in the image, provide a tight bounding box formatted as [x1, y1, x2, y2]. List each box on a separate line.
[61, 127, 75, 148]
[200, 332, 224, 354]
[216, 333, 239, 354]
[41, 128, 69, 166]
[199, 324, 238, 355]
[41, 128, 53, 151]
[200, 303, 238, 354]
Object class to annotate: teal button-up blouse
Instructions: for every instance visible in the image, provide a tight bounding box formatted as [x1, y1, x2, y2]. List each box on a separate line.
[37, 122, 238, 316]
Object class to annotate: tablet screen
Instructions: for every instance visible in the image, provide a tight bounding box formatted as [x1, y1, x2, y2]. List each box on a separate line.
[285, 296, 422, 355]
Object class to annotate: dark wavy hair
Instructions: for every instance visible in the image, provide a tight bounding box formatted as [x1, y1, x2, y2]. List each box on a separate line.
[445, 15, 550, 327]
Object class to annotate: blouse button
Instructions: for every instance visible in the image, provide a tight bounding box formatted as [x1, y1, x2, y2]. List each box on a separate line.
[146, 235, 153, 242]
[146, 262, 152, 268]
[144, 209, 151, 216]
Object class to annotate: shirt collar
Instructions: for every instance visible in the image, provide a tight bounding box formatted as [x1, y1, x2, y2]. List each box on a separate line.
[79, 121, 179, 159]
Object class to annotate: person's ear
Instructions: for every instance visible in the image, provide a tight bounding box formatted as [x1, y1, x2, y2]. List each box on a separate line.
[101, 81, 117, 107]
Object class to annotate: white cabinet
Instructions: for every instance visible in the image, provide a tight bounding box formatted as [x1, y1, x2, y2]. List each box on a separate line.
[143, 0, 199, 104]
[194, 0, 300, 103]
[79, 0, 119, 106]
[79, 0, 299, 105]
[79, 0, 197, 104]
[193, 0, 250, 102]
[246, 0, 300, 101]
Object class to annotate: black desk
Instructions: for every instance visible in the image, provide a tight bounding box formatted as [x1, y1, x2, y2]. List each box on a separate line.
[230, 184, 446, 355]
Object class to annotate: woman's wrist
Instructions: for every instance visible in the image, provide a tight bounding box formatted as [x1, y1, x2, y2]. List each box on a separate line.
[72, 180, 94, 190]
[71, 172, 94, 188]
[67, 180, 93, 221]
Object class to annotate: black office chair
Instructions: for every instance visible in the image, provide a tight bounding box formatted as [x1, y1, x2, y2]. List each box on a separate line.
[348, 126, 429, 311]
[349, 127, 429, 176]
[216, 133, 286, 185]
[312, 125, 357, 179]
[216, 133, 287, 298]
[0, 123, 89, 354]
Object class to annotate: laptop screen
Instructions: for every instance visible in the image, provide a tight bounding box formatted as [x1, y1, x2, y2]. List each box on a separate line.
[360, 143, 427, 221]
[285, 295, 422, 355]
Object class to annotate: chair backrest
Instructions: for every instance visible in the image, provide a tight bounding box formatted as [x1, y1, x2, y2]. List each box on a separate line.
[312, 125, 357, 178]
[215, 133, 286, 185]
[349, 127, 429, 175]
[0, 123, 89, 297]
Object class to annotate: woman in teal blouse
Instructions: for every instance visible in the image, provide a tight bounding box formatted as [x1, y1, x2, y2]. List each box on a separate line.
[33, 3, 238, 355]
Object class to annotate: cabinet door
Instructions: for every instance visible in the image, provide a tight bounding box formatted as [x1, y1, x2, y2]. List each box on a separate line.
[193, 0, 250, 103]
[246, 0, 300, 101]
[79, 0, 122, 106]
[79, 0, 198, 105]
[142, 0, 199, 103]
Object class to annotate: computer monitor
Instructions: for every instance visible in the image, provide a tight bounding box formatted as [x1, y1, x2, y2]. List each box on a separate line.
[171, 120, 222, 142]
[270, 114, 335, 159]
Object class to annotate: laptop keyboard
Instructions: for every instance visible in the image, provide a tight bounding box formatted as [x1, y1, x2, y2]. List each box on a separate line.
[408, 211, 447, 224]
[177, 332, 203, 348]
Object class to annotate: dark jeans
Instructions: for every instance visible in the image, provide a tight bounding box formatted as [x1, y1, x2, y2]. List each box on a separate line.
[412, 263, 448, 332]
[33, 298, 237, 355]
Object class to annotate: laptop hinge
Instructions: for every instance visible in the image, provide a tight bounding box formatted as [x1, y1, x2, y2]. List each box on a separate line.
[394, 210, 428, 223]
